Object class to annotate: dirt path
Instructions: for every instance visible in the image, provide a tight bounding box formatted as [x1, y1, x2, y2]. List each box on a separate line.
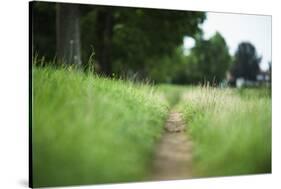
[151, 111, 193, 180]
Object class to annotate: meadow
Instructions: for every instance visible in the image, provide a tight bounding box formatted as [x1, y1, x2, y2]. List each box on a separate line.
[32, 66, 169, 187]
[178, 86, 271, 177]
[32, 66, 271, 187]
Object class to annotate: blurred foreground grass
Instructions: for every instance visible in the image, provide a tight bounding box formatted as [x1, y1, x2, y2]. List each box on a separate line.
[178, 86, 271, 177]
[32, 66, 168, 187]
[32, 65, 271, 186]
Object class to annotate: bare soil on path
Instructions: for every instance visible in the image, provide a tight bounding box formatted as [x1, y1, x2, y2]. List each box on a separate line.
[151, 111, 193, 180]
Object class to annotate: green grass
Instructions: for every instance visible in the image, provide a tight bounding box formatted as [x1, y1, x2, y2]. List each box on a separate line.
[155, 84, 191, 106]
[32, 66, 169, 187]
[32, 65, 272, 186]
[178, 86, 271, 177]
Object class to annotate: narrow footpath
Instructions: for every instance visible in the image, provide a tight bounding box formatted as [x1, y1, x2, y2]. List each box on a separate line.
[151, 111, 193, 180]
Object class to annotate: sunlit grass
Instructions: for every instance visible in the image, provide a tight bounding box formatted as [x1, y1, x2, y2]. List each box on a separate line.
[32, 66, 169, 187]
[179, 86, 271, 177]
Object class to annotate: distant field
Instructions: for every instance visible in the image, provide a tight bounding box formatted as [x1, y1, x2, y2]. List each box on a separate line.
[178, 86, 271, 177]
[32, 66, 169, 187]
[155, 84, 192, 106]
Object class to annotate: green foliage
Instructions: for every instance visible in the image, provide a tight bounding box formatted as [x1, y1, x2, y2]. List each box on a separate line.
[80, 6, 205, 76]
[80, 10, 98, 67]
[179, 86, 271, 176]
[32, 66, 169, 187]
[155, 84, 191, 106]
[185, 32, 232, 83]
[146, 46, 188, 83]
[32, 2, 56, 60]
[146, 32, 232, 84]
[32, 2, 205, 78]
[111, 9, 205, 74]
[236, 87, 271, 99]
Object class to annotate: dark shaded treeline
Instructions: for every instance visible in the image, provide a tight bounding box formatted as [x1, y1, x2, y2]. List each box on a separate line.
[32, 1, 265, 85]
[32, 2, 204, 76]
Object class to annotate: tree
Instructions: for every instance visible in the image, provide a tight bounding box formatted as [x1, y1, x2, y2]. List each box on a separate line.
[112, 8, 205, 77]
[146, 46, 188, 83]
[230, 42, 261, 81]
[95, 7, 114, 75]
[81, 6, 205, 76]
[32, 2, 56, 61]
[268, 61, 271, 84]
[56, 3, 82, 65]
[33, 2, 205, 77]
[184, 32, 231, 84]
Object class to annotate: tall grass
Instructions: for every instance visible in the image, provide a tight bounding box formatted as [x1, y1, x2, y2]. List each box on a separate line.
[32, 66, 169, 187]
[32, 63, 271, 185]
[179, 86, 271, 177]
[155, 84, 191, 106]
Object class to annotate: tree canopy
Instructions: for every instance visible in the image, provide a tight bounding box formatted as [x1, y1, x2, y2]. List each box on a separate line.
[230, 42, 261, 81]
[81, 6, 206, 76]
[32, 2, 248, 85]
[184, 32, 232, 83]
[33, 2, 205, 77]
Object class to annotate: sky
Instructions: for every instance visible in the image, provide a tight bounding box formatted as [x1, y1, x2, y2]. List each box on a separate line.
[184, 12, 272, 71]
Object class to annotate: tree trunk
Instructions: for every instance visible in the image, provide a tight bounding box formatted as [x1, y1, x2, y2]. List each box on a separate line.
[56, 3, 81, 65]
[96, 9, 114, 76]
